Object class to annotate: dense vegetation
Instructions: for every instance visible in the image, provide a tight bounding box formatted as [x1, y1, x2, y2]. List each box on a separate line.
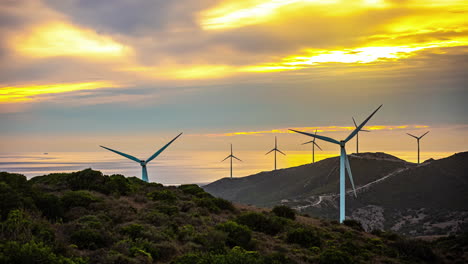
[0, 169, 466, 263]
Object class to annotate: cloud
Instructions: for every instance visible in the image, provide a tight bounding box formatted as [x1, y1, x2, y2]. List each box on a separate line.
[197, 124, 429, 137]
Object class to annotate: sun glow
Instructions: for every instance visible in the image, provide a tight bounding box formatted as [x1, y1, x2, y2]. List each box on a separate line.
[242, 39, 468, 72]
[200, 0, 338, 30]
[0, 82, 121, 103]
[12, 22, 128, 58]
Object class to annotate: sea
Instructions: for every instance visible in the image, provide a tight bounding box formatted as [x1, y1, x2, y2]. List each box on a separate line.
[0, 151, 454, 186]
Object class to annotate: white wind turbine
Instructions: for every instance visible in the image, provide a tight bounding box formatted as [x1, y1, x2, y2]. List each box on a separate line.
[100, 133, 182, 182]
[290, 105, 382, 223]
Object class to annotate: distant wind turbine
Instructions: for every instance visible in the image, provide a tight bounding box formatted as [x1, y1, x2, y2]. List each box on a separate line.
[407, 131, 429, 164]
[221, 144, 242, 179]
[265, 136, 286, 170]
[100, 133, 182, 182]
[290, 105, 382, 223]
[352, 117, 371, 154]
[302, 130, 322, 163]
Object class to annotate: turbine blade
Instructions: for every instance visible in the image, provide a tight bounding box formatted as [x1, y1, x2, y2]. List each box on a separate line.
[277, 149, 286, 156]
[314, 142, 323, 151]
[407, 133, 418, 139]
[302, 141, 313, 145]
[352, 117, 358, 128]
[221, 155, 231, 162]
[100, 146, 140, 163]
[289, 129, 340, 145]
[344, 149, 357, 198]
[232, 155, 242, 162]
[265, 149, 274, 155]
[419, 131, 430, 139]
[344, 104, 383, 143]
[146, 132, 183, 163]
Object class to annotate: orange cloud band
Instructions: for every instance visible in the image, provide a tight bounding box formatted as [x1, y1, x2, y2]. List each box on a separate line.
[198, 125, 429, 137]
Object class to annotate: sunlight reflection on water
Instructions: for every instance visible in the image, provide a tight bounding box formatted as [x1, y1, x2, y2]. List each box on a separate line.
[0, 151, 456, 185]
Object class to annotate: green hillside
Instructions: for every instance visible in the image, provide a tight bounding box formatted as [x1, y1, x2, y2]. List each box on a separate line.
[0, 169, 466, 263]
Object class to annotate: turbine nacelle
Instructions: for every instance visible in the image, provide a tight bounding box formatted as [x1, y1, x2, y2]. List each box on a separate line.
[100, 132, 183, 182]
[289, 104, 382, 223]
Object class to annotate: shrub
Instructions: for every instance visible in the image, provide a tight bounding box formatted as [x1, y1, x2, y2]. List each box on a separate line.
[319, 248, 352, 264]
[156, 205, 179, 216]
[178, 184, 206, 196]
[212, 198, 235, 212]
[61, 190, 99, 210]
[216, 221, 252, 249]
[107, 174, 132, 195]
[34, 193, 64, 221]
[67, 169, 107, 193]
[193, 229, 227, 253]
[70, 228, 108, 250]
[0, 240, 87, 264]
[235, 212, 284, 235]
[121, 223, 145, 240]
[392, 238, 436, 262]
[0, 182, 23, 219]
[194, 197, 221, 213]
[343, 219, 364, 232]
[147, 190, 177, 202]
[174, 246, 264, 264]
[272, 205, 296, 220]
[286, 228, 321, 248]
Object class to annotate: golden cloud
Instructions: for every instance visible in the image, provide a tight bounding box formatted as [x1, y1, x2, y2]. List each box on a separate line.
[0, 81, 121, 103]
[10, 22, 129, 58]
[197, 125, 428, 137]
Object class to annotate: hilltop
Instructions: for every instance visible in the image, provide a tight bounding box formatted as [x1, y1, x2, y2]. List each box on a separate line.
[1, 169, 466, 263]
[204, 152, 468, 237]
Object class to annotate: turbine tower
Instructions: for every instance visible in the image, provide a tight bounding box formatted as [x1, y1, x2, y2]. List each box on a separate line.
[100, 133, 182, 182]
[352, 117, 371, 154]
[265, 136, 286, 170]
[407, 131, 429, 164]
[290, 105, 382, 223]
[221, 144, 242, 179]
[302, 130, 322, 163]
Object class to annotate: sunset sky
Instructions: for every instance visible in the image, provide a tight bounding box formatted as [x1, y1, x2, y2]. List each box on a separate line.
[1, 0, 467, 166]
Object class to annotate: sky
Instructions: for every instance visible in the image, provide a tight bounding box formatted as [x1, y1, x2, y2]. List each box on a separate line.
[1, 0, 467, 170]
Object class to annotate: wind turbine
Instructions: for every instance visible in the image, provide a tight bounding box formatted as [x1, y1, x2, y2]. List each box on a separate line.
[221, 144, 242, 179]
[100, 133, 182, 182]
[290, 105, 382, 223]
[407, 131, 429, 164]
[265, 136, 286, 170]
[302, 130, 322, 163]
[352, 117, 371, 154]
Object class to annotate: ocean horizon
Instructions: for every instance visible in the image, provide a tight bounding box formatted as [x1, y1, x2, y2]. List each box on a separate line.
[0, 150, 456, 185]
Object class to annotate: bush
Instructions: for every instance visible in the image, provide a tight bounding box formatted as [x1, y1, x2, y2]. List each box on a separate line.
[343, 219, 364, 232]
[147, 190, 177, 202]
[34, 193, 64, 221]
[121, 223, 145, 240]
[70, 228, 108, 250]
[61, 190, 99, 210]
[178, 184, 206, 196]
[174, 246, 264, 264]
[392, 238, 436, 262]
[235, 212, 284, 235]
[0, 182, 23, 219]
[286, 228, 321, 248]
[107, 174, 132, 195]
[212, 198, 235, 212]
[0, 240, 86, 264]
[319, 248, 352, 264]
[216, 221, 252, 249]
[67, 169, 107, 193]
[272, 205, 296, 220]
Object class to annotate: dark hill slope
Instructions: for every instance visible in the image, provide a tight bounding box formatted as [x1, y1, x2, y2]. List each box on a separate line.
[2, 169, 465, 263]
[351, 151, 468, 210]
[204, 152, 412, 207]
